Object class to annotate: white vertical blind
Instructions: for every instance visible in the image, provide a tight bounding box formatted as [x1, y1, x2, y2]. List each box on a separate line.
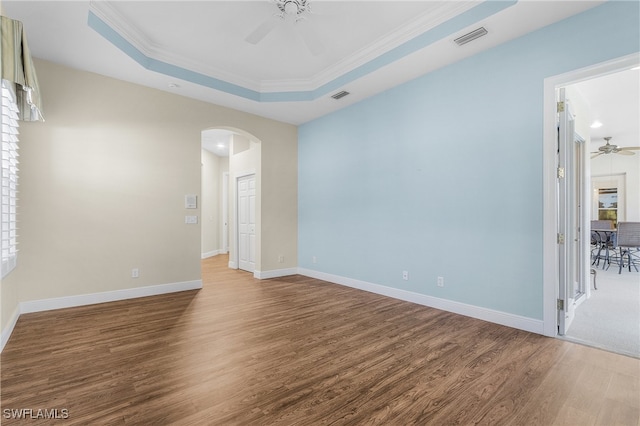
[1, 79, 19, 277]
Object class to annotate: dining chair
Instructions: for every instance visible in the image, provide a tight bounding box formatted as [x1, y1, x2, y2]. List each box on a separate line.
[591, 220, 615, 268]
[615, 222, 640, 273]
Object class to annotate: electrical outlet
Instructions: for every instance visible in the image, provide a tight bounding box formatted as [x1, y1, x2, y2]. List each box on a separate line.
[437, 276, 444, 287]
[312, 256, 317, 264]
[132, 268, 139, 278]
[402, 271, 409, 280]
[278, 255, 284, 263]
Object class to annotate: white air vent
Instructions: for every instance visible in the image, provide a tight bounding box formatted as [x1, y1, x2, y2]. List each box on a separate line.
[331, 90, 350, 100]
[454, 27, 488, 46]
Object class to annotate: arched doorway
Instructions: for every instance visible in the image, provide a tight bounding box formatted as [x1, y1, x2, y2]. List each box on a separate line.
[201, 127, 262, 274]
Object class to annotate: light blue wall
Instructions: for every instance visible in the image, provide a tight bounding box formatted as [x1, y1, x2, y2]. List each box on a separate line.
[298, 1, 639, 320]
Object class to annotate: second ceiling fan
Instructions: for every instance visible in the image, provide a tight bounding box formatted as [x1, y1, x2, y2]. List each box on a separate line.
[591, 136, 640, 159]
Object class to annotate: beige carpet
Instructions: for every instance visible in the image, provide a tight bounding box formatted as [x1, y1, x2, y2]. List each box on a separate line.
[564, 260, 640, 358]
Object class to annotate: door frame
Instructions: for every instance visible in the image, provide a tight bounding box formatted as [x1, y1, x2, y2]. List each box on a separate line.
[542, 53, 639, 336]
[556, 87, 579, 335]
[222, 171, 229, 253]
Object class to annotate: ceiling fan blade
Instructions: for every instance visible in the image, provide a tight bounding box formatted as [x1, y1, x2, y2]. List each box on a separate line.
[297, 21, 324, 56]
[591, 152, 604, 159]
[245, 15, 281, 44]
[616, 150, 635, 155]
[619, 146, 640, 150]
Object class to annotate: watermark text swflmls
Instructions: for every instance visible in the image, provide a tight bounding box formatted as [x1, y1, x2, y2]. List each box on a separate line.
[3, 408, 69, 420]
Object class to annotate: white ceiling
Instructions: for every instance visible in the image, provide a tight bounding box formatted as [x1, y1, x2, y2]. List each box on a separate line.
[571, 68, 640, 153]
[3, 0, 611, 127]
[3, 1, 638, 158]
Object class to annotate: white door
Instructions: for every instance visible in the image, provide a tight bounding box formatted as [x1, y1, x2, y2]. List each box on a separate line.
[557, 88, 586, 335]
[237, 174, 256, 272]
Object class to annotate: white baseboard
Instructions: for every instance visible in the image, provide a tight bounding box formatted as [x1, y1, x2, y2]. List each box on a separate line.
[298, 268, 544, 335]
[201, 250, 221, 259]
[254, 267, 298, 280]
[20, 280, 202, 314]
[1, 280, 202, 353]
[228, 261, 237, 269]
[1, 305, 21, 353]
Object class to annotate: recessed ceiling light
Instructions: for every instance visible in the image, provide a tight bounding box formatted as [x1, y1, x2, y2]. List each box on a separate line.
[217, 143, 225, 148]
[590, 120, 603, 129]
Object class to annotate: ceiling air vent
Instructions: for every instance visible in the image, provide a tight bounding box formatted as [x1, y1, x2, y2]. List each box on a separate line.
[331, 90, 350, 100]
[454, 27, 488, 46]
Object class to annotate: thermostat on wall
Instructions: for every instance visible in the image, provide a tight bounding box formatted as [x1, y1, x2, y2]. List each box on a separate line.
[185, 194, 197, 209]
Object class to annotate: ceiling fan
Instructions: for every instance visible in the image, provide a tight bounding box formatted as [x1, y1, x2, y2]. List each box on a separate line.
[245, 0, 324, 56]
[591, 137, 640, 159]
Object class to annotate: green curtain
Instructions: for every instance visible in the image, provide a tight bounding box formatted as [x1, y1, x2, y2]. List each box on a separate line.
[1, 15, 43, 122]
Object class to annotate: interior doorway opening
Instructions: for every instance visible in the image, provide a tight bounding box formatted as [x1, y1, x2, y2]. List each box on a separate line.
[543, 53, 640, 358]
[201, 127, 261, 275]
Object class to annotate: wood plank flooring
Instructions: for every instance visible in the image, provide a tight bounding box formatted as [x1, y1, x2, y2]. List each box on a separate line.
[2, 255, 639, 425]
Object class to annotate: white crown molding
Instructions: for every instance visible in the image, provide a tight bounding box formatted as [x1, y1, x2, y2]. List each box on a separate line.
[302, 1, 479, 91]
[89, 1, 263, 92]
[90, 0, 478, 95]
[89, 1, 157, 58]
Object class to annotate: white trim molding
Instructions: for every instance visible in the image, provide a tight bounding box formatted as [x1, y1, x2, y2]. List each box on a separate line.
[542, 52, 640, 337]
[1, 280, 202, 353]
[298, 268, 544, 335]
[202, 250, 222, 259]
[1, 305, 21, 353]
[254, 268, 298, 280]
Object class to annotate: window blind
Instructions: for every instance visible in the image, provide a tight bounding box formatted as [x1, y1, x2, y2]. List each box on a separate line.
[1, 80, 20, 278]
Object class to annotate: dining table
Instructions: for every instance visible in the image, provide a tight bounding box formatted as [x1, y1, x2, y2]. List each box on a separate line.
[591, 228, 617, 269]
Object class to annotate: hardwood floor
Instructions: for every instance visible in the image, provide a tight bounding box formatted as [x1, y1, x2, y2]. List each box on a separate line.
[2, 255, 639, 425]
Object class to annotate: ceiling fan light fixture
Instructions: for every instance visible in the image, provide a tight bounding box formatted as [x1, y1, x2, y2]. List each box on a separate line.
[284, 2, 299, 15]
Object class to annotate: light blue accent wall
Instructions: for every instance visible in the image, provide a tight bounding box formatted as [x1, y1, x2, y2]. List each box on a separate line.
[298, 1, 640, 320]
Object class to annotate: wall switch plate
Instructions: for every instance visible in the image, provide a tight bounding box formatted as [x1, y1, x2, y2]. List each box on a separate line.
[185, 194, 197, 209]
[132, 268, 139, 278]
[402, 271, 409, 280]
[185, 215, 198, 224]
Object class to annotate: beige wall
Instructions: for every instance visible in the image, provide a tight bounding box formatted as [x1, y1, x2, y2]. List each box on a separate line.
[201, 149, 229, 257]
[1, 59, 297, 330]
[261, 130, 298, 271]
